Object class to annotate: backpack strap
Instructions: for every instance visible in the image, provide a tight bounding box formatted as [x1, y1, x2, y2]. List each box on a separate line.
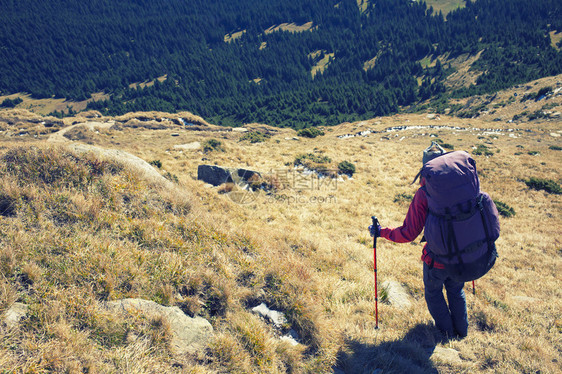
[477, 194, 495, 253]
[445, 207, 465, 269]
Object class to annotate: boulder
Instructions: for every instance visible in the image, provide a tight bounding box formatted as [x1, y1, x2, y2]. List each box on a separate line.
[197, 165, 260, 187]
[251, 302, 287, 328]
[3, 302, 28, 329]
[381, 280, 412, 309]
[106, 298, 213, 355]
[174, 142, 201, 151]
[69, 144, 172, 188]
[197, 165, 233, 186]
[430, 346, 463, 365]
[510, 295, 538, 304]
[251, 302, 301, 345]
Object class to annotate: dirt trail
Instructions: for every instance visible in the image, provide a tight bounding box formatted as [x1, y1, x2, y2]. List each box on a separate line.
[47, 120, 172, 188]
[47, 120, 115, 143]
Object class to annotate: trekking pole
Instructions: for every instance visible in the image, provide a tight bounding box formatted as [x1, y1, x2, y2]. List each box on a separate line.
[472, 280, 476, 295]
[372, 216, 380, 329]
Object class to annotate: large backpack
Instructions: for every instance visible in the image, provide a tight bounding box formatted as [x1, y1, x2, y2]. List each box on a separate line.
[421, 151, 500, 282]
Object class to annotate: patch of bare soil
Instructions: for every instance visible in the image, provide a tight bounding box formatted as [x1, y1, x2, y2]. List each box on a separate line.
[264, 22, 315, 34]
[442, 51, 484, 90]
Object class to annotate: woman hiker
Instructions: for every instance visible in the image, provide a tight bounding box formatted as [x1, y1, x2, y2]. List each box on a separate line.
[369, 142, 468, 340]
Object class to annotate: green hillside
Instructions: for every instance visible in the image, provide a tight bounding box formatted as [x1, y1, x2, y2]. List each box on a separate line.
[0, 0, 561, 127]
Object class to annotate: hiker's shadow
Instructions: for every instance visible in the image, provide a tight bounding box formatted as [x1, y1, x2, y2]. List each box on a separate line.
[335, 323, 442, 374]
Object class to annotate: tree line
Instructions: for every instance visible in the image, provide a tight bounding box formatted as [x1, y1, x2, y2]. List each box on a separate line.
[1, 0, 561, 127]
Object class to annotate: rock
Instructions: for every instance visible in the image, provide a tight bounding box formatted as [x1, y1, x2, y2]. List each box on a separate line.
[197, 165, 260, 187]
[197, 165, 233, 186]
[511, 295, 538, 304]
[381, 280, 412, 309]
[251, 303, 287, 328]
[232, 127, 248, 132]
[3, 302, 28, 329]
[430, 347, 463, 365]
[550, 132, 560, 137]
[106, 298, 213, 355]
[280, 336, 299, 346]
[251, 303, 301, 345]
[70, 144, 173, 188]
[173, 142, 201, 151]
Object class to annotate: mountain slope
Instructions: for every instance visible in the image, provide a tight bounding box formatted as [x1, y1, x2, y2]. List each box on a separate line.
[1, 0, 561, 127]
[0, 86, 560, 371]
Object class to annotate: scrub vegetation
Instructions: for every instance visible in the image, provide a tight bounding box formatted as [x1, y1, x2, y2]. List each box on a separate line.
[0, 98, 560, 372]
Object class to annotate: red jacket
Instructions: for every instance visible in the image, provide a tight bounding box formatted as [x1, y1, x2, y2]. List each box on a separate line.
[379, 182, 444, 269]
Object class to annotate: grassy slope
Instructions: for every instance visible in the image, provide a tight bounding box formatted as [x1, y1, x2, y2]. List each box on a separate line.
[0, 83, 561, 372]
[424, 0, 465, 15]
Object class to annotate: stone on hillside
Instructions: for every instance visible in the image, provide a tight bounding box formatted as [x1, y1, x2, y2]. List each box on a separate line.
[231, 127, 248, 132]
[280, 329, 300, 346]
[106, 298, 213, 355]
[251, 303, 302, 345]
[381, 280, 412, 309]
[197, 165, 233, 186]
[430, 346, 463, 365]
[3, 302, 28, 329]
[174, 142, 201, 151]
[70, 144, 172, 188]
[197, 165, 260, 187]
[251, 302, 287, 328]
[511, 295, 538, 304]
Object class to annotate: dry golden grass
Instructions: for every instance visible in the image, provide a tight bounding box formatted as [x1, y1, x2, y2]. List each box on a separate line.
[224, 30, 247, 43]
[0, 93, 110, 116]
[424, 0, 466, 15]
[264, 22, 316, 35]
[128, 75, 168, 90]
[309, 52, 335, 78]
[549, 30, 562, 51]
[0, 88, 561, 373]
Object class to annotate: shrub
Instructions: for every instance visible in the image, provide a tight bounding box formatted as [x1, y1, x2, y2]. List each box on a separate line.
[527, 110, 547, 121]
[493, 200, 515, 217]
[337, 161, 355, 177]
[164, 172, 179, 183]
[394, 193, 413, 204]
[297, 128, 324, 138]
[549, 145, 562, 151]
[294, 153, 335, 177]
[473, 144, 494, 156]
[524, 177, 562, 194]
[294, 153, 331, 166]
[0, 97, 23, 108]
[149, 160, 162, 168]
[0, 194, 17, 217]
[434, 139, 454, 150]
[535, 86, 552, 100]
[240, 131, 270, 143]
[203, 139, 224, 152]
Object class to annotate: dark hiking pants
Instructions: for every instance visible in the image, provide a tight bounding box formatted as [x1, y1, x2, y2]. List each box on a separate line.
[423, 262, 468, 338]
